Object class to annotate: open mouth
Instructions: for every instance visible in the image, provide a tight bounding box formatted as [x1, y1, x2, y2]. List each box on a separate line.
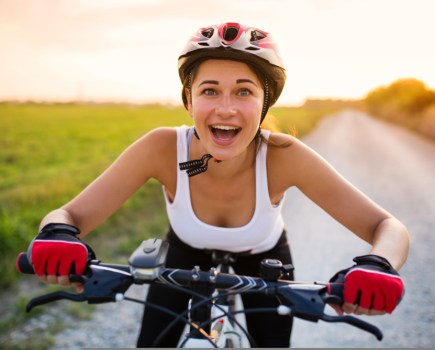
[209, 125, 241, 141]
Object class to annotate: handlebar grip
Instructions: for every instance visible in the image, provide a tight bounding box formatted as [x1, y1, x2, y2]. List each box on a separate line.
[325, 282, 344, 305]
[16, 252, 35, 274]
[16, 252, 85, 284]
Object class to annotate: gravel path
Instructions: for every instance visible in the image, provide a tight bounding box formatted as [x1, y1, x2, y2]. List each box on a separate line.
[285, 110, 435, 348]
[52, 285, 147, 349]
[51, 110, 435, 348]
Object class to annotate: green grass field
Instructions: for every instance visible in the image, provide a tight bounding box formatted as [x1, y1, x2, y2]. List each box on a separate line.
[0, 102, 346, 289]
[1, 103, 193, 288]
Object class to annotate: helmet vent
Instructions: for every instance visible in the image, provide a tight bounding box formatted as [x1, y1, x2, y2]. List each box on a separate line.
[223, 26, 239, 41]
[201, 28, 214, 38]
[251, 30, 266, 42]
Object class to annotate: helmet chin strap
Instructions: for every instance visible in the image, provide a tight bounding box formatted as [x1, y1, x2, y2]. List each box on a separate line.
[179, 153, 222, 177]
[178, 127, 222, 177]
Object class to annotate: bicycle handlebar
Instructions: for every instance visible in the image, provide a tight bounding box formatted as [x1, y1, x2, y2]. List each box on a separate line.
[16, 240, 383, 342]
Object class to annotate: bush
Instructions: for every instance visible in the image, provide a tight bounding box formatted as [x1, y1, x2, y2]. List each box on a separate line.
[419, 103, 435, 140]
[366, 78, 435, 118]
[365, 78, 435, 140]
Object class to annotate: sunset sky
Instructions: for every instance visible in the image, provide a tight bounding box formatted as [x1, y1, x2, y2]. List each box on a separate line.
[1, 0, 435, 106]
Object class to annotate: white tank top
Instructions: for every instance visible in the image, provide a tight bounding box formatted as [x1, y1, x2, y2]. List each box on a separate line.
[163, 125, 285, 254]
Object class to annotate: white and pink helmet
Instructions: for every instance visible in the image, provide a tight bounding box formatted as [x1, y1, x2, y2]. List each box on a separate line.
[178, 22, 286, 122]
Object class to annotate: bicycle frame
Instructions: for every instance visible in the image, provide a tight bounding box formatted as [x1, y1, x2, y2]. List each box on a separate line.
[176, 264, 251, 348]
[212, 291, 250, 348]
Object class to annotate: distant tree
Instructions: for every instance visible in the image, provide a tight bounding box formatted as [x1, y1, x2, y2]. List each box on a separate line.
[365, 78, 435, 117]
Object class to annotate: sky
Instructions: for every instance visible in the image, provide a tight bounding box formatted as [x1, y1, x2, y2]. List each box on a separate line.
[1, 0, 435, 106]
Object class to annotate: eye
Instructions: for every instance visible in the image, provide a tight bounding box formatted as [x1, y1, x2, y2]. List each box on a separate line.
[202, 88, 217, 96]
[237, 88, 252, 97]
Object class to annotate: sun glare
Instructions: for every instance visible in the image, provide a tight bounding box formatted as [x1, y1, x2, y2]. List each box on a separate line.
[1, 0, 434, 105]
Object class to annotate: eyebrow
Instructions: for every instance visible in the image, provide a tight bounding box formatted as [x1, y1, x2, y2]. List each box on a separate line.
[236, 79, 258, 86]
[198, 79, 258, 87]
[198, 80, 219, 86]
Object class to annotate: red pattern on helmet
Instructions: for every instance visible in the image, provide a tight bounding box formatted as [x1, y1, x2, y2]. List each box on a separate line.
[217, 22, 244, 45]
[179, 22, 285, 70]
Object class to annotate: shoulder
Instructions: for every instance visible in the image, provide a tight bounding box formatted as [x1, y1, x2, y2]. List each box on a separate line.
[130, 127, 178, 156]
[266, 132, 332, 189]
[266, 132, 308, 161]
[120, 127, 178, 181]
[141, 126, 177, 144]
[267, 132, 324, 162]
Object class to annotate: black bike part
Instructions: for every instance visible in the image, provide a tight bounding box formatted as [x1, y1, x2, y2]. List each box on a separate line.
[128, 238, 169, 269]
[157, 268, 268, 292]
[211, 251, 238, 265]
[26, 291, 87, 312]
[276, 283, 327, 322]
[187, 266, 217, 336]
[151, 283, 258, 348]
[81, 263, 132, 303]
[155, 268, 343, 324]
[17, 248, 384, 342]
[320, 314, 383, 341]
[23, 261, 133, 312]
[16, 252, 34, 274]
[260, 258, 294, 281]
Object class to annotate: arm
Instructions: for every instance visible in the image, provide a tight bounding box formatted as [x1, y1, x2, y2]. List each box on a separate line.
[369, 217, 409, 270]
[30, 127, 177, 285]
[40, 127, 177, 236]
[268, 134, 409, 314]
[269, 134, 409, 267]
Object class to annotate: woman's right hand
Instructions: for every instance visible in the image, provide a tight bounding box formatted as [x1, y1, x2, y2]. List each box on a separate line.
[28, 223, 94, 291]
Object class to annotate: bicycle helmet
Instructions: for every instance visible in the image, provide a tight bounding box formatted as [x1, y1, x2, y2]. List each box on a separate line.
[178, 22, 286, 123]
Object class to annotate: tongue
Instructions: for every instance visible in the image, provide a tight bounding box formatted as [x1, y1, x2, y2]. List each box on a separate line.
[213, 129, 237, 140]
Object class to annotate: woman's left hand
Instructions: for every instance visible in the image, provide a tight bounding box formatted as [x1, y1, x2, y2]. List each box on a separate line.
[329, 254, 404, 315]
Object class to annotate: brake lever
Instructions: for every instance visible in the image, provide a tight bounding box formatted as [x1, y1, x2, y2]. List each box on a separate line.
[26, 263, 133, 312]
[319, 284, 383, 341]
[81, 264, 133, 304]
[320, 314, 383, 341]
[26, 290, 87, 312]
[276, 283, 383, 341]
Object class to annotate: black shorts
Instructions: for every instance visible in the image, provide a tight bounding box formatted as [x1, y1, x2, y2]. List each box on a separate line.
[137, 227, 294, 348]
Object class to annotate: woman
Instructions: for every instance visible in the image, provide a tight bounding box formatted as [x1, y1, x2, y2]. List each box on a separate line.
[27, 23, 409, 347]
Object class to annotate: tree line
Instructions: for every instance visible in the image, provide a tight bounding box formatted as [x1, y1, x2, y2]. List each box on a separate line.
[365, 78, 435, 141]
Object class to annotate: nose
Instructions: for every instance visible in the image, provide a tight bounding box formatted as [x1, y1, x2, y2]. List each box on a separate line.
[215, 96, 237, 117]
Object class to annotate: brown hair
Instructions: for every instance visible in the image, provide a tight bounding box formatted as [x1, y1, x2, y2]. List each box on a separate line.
[256, 115, 293, 149]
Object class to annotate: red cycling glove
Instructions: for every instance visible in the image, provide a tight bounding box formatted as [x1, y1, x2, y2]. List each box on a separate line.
[28, 223, 94, 276]
[329, 254, 404, 313]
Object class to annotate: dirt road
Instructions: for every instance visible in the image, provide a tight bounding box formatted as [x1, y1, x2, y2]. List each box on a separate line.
[286, 110, 435, 348]
[52, 110, 435, 348]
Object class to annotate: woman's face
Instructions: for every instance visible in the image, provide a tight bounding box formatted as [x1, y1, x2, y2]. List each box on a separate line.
[187, 59, 264, 161]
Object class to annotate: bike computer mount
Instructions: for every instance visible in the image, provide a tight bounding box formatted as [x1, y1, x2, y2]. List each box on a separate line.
[128, 238, 169, 281]
[260, 258, 294, 281]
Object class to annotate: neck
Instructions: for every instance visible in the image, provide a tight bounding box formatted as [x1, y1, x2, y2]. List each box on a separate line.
[190, 139, 257, 179]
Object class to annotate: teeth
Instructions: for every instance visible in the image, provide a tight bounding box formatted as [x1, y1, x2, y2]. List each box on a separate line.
[211, 125, 239, 131]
